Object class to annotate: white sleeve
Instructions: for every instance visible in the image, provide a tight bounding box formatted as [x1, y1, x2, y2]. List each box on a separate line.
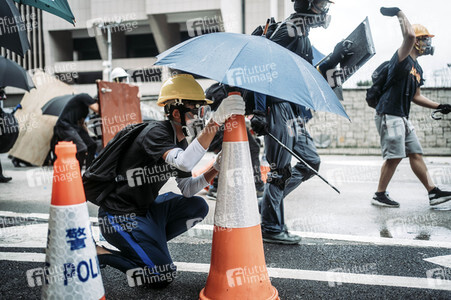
[164, 138, 207, 172]
[176, 175, 209, 198]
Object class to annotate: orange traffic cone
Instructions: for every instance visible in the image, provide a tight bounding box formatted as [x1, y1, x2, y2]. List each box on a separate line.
[199, 93, 279, 300]
[42, 142, 105, 299]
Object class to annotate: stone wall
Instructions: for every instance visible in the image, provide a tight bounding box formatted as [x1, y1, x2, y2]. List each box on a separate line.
[308, 88, 451, 155]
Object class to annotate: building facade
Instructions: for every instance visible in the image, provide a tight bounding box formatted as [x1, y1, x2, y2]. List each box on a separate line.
[34, 0, 292, 98]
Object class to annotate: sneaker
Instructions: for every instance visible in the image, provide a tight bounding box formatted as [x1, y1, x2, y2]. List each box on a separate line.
[371, 192, 400, 207]
[206, 185, 217, 200]
[429, 187, 451, 206]
[262, 231, 301, 245]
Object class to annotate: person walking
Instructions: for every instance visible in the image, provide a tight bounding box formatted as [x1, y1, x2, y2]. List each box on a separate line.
[250, 0, 353, 244]
[373, 7, 451, 207]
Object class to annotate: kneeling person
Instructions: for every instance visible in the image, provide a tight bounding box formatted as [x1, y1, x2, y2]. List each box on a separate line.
[92, 74, 244, 287]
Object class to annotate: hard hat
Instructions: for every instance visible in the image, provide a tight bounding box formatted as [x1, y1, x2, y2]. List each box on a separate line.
[111, 67, 129, 81]
[412, 24, 435, 38]
[157, 74, 212, 107]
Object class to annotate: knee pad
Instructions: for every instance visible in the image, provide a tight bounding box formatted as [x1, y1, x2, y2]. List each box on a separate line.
[267, 165, 292, 190]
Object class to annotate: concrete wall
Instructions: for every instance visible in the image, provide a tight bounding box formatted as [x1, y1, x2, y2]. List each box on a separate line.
[308, 88, 451, 155]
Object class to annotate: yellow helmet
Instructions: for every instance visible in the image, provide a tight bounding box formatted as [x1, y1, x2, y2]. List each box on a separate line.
[412, 24, 435, 38]
[157, 74, 212, 107]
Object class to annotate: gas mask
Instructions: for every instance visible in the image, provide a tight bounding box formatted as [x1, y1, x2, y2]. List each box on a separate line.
[182, 105, 212, 137]
[290, 12, 331, 30]
[291, 0, 332, 31]
[416, 37, 434, 56]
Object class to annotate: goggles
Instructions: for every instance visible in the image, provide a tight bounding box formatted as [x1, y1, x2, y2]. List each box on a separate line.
[312, 0, 332, 14]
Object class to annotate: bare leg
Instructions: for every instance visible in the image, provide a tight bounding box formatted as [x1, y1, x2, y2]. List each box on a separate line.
[96, 245, 111, 255]
[377, 158, 402, 193]
[408, 153, 435, 192]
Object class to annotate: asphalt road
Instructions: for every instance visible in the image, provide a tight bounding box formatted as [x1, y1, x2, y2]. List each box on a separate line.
[1, 153, 450, 299]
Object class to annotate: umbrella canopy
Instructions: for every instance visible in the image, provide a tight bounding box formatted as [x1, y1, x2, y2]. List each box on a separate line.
[13, 0, 75, 25]
[155, 32, 349, 120]
[41, 94, 73, 116]
[0, 56, 35, 91]
[0, 0, 31, 57]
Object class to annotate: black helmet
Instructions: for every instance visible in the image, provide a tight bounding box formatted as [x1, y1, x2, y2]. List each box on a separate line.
[293, 0, 333, 14]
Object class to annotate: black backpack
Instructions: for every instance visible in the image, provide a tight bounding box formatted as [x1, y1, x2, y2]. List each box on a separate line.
[366, 61, 391, 108]
[82, 122, 151, 206]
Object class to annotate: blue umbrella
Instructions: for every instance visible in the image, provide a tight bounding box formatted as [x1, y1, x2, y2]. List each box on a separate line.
[155, 32, 349, 120]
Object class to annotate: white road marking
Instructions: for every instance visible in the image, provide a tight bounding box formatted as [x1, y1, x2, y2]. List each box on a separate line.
[424, 255, 451, 269]
[1, 252, 450, 291]
[1, 213, 451, 249]
[191, 224, 451, 249]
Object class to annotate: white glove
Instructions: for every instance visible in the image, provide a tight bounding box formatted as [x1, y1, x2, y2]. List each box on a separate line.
[211, 94, 245, 125]
[213, 151, 222, 172]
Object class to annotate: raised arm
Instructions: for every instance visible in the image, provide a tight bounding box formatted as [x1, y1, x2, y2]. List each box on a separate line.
[380, 7, 416, 62]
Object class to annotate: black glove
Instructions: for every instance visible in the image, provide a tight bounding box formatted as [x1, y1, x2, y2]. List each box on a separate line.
[330, 40, 354, 64]
[438, 104, 451, 114]
[251, 110, 269, 136]
[380, 7, 401, 17]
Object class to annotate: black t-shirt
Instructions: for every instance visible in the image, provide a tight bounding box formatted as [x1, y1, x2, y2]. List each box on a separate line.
[57, 93, 96, 126]
[101, 120, 191, 215]
[376, 52, 424, 118]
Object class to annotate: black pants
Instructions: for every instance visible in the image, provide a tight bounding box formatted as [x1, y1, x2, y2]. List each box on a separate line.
[98, 192, 208, 287]
[261, 102, 321, 234]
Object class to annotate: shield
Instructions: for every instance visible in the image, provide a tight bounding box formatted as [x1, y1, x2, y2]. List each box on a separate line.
[41, 94, 73, 116]
[155, 32, 349, 120]
[13, 0, 75, 25]
[0, 56, 35, 91]
[315, 17, 376, 87]
[8, 71, 76, 166]
[0, 0, 31, 57]
[96, 80, 142, 146]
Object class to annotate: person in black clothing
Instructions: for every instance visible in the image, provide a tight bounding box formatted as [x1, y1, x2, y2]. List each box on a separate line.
[53, 93, 99, 169]
[94, 74, 245, 287]
[204, 83, 265, 199]
[373, 7, 451, 207]
[0, 88, 12, 182]
[250, 0, 353, 244]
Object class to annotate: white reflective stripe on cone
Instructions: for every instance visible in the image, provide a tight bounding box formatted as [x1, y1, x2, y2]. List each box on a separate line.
[42, 203, 104, 300]
[215, 141, 260, 228]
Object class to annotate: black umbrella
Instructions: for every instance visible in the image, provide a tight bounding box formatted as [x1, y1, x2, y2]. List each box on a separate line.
[0, 56, 35, 91]
[41, 94, 73, 116]
[0, 0, 31, 57]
